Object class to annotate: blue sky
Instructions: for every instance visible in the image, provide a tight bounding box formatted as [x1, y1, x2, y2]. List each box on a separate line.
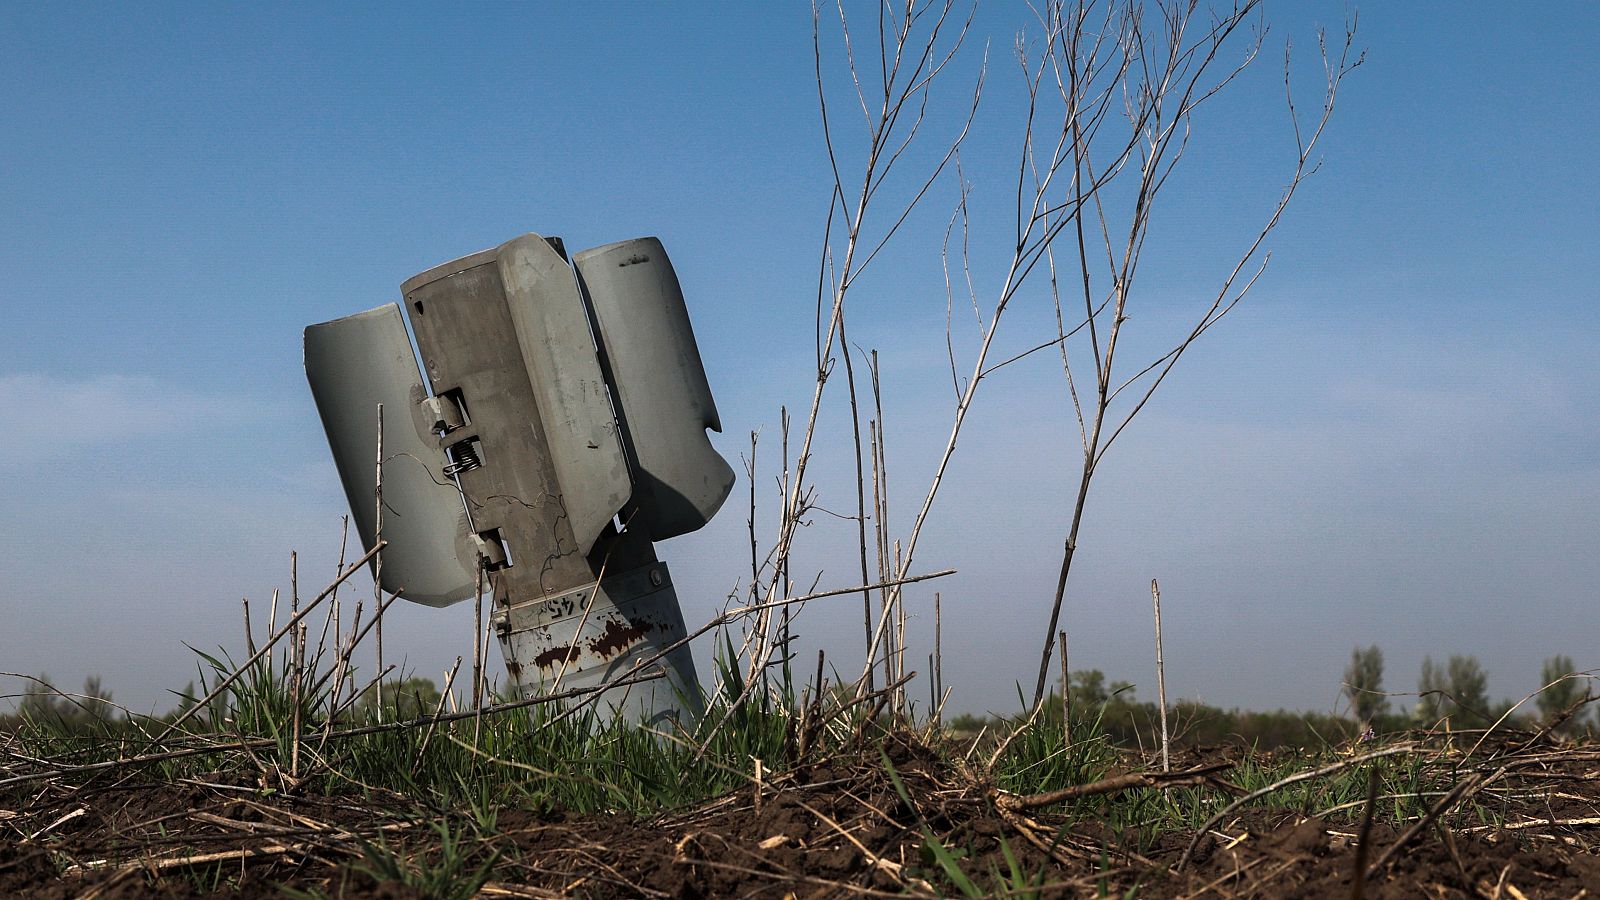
[2, 2, 1596, 718]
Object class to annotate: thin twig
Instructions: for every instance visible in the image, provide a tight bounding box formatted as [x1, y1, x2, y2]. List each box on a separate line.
[374, 402, 385, 722]
[1178, 744, 1420, 871]
[1365, 771, 1491, 878]
[1350, 767, 1381, 900]
[997, 762, 1232, 810]
[1152, 578, 1168, 773]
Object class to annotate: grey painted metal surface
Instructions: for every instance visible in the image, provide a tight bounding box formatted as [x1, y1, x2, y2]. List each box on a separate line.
[574, 238, 735, 540]
[491, 560, 702, 727]
[396, 233, 702, 720]
[501, 235, 633, 555]
[402, 235, 631, 559]
[303, 304, 477, 607]
[305, 231, 727, 723]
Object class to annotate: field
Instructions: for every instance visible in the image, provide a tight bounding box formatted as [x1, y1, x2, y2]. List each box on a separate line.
[0, 8, 1568, 895]
[7, 0, 1596, 894]
[6, 645, 1600, 899]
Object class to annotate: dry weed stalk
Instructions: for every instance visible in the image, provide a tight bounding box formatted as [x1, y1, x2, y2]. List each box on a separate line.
[373, 403, 385, 721]
[726, 0, 980, 717]
[1058, 630, 1070, 748]
[1152, 578, 1168, 772]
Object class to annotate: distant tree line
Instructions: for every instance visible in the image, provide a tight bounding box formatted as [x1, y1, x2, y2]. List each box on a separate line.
[8, 674, 119, 727]
[9, 651, 1595, 748]
[941, 650, 1597, 751]
[1343, 645, 1594, 734]
[948, 669, 1364, 750]
[0, 673, 447, 735]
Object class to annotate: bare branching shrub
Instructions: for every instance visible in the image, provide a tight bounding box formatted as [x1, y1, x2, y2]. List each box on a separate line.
[730, 0, 982, 711]
[735, 0, 1361, 722]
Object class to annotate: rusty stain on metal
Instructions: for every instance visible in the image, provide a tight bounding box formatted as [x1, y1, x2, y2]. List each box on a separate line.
[587, 618, 658, 659]
[532, 645, 583, 670]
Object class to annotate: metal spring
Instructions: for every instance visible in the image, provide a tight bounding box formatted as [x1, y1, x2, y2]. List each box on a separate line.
[444, 440, 482, 476]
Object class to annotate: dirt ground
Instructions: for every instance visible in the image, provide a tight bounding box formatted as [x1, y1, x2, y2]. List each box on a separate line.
[6, 733, 1600, 898]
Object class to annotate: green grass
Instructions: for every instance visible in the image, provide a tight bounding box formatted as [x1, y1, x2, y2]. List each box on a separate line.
[5, 635, 1511, 898]
[5, 632, 816, 818]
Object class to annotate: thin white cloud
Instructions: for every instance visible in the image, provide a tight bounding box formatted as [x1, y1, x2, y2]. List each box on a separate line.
[0, 373, 291, 448]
